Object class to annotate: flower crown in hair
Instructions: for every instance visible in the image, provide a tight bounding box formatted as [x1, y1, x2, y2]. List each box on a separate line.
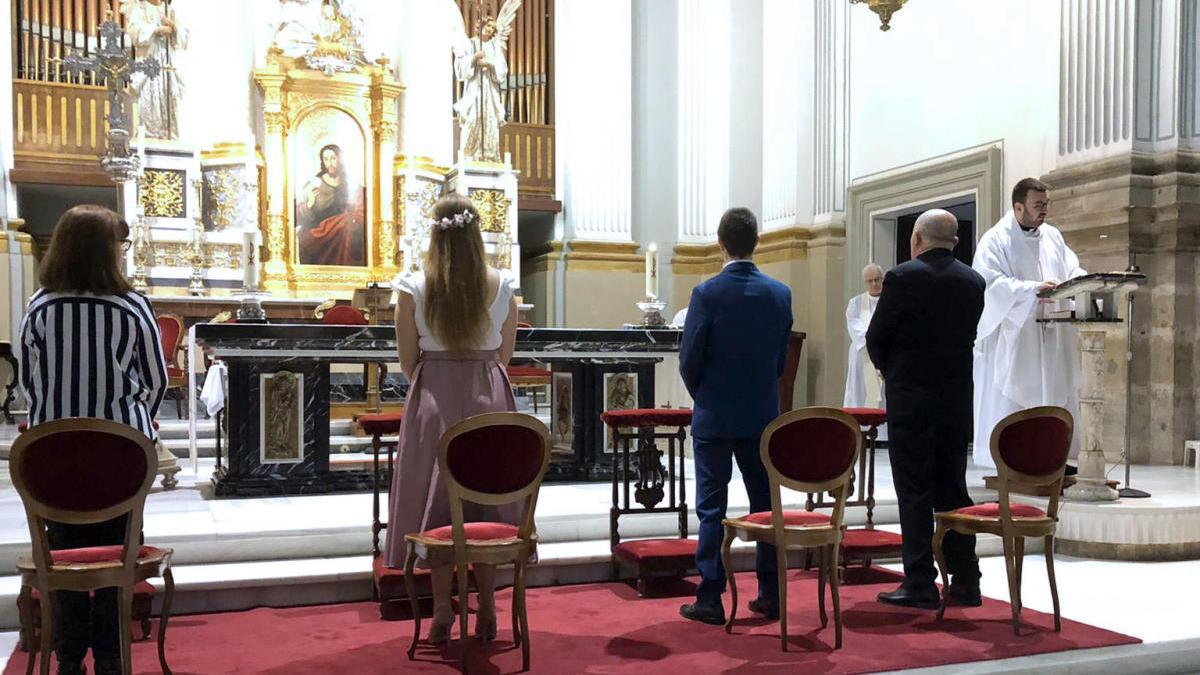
[429, 210, 475, 231]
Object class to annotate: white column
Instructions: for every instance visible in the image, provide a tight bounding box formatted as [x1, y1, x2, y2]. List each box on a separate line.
[391, 0, 460, 166]
[676, 0, 730, 242]
[556, 0, 633, 242]
[813, 0, 848, 226]
[180, 0, 255, 147]
[1058, 0, 1198, 164]
[1184, 0, 1200, 150]
[761, 0, 803, 231]
[0, 0, 17, 221]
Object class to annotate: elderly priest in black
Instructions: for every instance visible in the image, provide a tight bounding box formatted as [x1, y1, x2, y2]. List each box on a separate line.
[866, 208, 986, 609]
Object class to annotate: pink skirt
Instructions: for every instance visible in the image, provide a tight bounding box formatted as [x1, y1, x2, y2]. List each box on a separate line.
[383, 350, 518, 568]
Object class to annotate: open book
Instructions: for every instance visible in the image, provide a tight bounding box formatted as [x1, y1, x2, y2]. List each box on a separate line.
[1037, 272, 1147, 299]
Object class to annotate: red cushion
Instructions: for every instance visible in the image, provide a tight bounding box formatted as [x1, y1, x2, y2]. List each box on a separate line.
[767, 416, 858, 484]
[599, 408, 693, 428]
[50, 545, 163, 565]
[997, 414, 1072, 476]
[506, 365, 551, 378]
[320, 305, 368, 325]
[357, 412, 404, 436]
[741, 510, 832, 527]
[446, 424, 545, 495]
[421, 522, 520, 542]
[18, 429, 149, 512]
[166, 365, 185, 379]
[612, 538, 697, 564]
[373, 555, 429, 601]
[840, 528, 903, 555]
[951, 502, 1047, 519]
[840, 407, 887, 427]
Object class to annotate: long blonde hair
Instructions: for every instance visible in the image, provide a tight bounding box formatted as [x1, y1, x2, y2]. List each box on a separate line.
[424, 193, 489, 353]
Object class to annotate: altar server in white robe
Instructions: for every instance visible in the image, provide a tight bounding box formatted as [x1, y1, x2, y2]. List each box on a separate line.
[844, 263, 888, 439]
[972, 178, 1086, 468]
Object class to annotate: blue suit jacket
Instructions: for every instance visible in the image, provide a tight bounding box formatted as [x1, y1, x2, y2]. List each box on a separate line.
[679, 261, 793, 439]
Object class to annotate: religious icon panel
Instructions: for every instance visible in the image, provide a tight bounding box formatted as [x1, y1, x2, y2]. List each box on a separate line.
[291, 107, 368, 268]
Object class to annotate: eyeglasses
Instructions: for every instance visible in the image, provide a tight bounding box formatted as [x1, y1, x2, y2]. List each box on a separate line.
[1032, 200, 1051, 210]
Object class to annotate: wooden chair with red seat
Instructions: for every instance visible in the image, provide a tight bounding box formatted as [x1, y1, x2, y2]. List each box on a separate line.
[507, 323, 551, 413]
[403, 412, 550, 672]
[155, 313, 187, 419]
[317, 304, 390, 412]
[10, 418, 175, 675]
[721, 407, 861, 651]
[600, 407, 696, 595]
[803, 407, 903, 576]
[934, 406, 1073, 635]
[357, 411, 415, 617]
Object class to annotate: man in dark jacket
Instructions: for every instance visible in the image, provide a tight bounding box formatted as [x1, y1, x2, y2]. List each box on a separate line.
[867, 208, 985, 608]
[678, 207, 793, 625]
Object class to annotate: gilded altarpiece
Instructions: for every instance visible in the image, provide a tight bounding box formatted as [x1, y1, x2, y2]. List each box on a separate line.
[254, 49, 403, 297]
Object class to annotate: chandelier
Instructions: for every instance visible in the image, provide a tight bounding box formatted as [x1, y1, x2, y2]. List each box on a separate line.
[851, 0, 907, 31]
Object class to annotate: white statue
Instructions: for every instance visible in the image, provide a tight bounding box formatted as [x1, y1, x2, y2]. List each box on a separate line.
[452, 0, 521, 163]
[122, 0, 187, 140]
[271, 0, 365, 73]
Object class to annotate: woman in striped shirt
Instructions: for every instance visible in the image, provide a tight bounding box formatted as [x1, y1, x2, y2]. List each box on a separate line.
[18, 204, 167, 675]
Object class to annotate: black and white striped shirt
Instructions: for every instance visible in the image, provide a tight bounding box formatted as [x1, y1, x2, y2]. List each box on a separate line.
[20, 289, 168, 439]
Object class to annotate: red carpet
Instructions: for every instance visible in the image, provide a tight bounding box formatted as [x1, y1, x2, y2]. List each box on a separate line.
[6, 568, 1138, 674]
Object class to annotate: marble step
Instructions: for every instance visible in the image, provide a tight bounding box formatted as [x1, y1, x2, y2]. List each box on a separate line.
[0, 484, 999, 574]
[0, 530, 1036, 631]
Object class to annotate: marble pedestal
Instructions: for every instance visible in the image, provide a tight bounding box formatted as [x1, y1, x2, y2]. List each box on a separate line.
[1065, 329, 1120, 502]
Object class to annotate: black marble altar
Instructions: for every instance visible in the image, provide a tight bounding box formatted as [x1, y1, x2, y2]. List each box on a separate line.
[194, 325, 683, 495]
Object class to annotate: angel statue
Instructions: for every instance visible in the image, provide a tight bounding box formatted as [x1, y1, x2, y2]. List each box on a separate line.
[453, 0, 521, 163]
[121, 0, 187, 140]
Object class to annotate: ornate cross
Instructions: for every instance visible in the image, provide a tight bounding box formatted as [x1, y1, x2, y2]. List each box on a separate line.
[60, 14, 161, 182]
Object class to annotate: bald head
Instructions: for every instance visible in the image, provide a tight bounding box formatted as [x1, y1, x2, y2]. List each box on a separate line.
[911, 209, 959, 257]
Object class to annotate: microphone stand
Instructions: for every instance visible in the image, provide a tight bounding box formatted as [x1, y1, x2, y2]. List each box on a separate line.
[1118, 251, 1150, 498]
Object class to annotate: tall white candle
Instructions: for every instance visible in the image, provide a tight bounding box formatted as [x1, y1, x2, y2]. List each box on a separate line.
[242, 229, 261, 290]
[136, 122, 146, 169]
[645, 243, 659, 300]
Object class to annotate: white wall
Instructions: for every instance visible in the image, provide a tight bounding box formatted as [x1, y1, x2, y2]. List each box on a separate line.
[848, 0, 1059, 192]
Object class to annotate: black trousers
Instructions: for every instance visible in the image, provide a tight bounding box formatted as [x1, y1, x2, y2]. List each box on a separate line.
[45, 516, 128, 673]
[888, 420, 979, 589]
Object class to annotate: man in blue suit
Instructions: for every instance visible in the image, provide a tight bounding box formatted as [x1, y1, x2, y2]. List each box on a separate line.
[678, 207, 793, 625]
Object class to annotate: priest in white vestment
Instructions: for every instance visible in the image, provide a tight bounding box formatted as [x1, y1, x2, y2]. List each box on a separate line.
[844, 264, 887, 438]
[972, 178, 1085, 467]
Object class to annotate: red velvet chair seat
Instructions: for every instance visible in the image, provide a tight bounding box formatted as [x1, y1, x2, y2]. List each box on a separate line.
[613, 538, 698, 571]
[600, 408, 693, 428]
[36, 545, 164, 566]
[950, 502, 1048, 519]
[358, 412, 404, 436]
[166, 365, 185, 379]
[739, 510, 832, 527]
[420, 522, 520, 543]
[506, 365, 552, 379]
[839, 528, 903, 556]
[840, 407, 887, 427]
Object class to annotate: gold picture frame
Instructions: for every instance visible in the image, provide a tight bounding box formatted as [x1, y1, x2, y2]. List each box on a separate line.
[254, 47, 404, 297]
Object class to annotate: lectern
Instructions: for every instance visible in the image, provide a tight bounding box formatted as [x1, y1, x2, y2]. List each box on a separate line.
[1039, 272, 1146, 501]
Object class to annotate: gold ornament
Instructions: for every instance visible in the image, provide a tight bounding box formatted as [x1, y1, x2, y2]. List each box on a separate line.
[141, 169, 186, 218]
[468, 188, 511, 234]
